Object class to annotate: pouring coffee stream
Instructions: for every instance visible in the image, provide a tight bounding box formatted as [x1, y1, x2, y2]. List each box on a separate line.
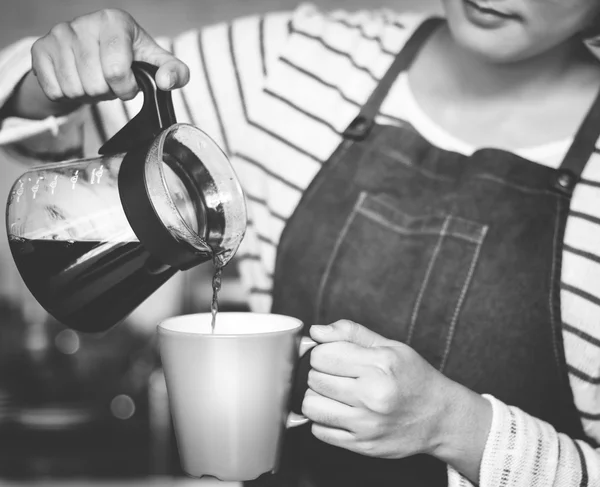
[210, 264, 223, 332]
[6, 62, 247, 333]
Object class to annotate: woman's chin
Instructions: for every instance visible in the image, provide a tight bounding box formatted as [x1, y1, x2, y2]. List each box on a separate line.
[442, 2, 533, 64]
[447, 21, 535, 64]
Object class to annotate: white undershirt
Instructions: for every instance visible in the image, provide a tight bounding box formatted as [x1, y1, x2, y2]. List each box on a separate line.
[385, 72, 574, 168]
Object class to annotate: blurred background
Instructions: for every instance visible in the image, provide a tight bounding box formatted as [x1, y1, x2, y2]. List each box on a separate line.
[0, 0, 436, 485]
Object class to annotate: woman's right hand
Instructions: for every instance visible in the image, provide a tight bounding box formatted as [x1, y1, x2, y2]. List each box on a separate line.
[8, 9, 190, 119]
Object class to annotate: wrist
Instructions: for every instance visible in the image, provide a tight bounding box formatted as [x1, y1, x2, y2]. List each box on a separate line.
[428, 380, 493, 483]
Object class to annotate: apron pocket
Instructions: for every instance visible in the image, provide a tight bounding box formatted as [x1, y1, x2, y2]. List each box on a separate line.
[315, 191, 488, 370]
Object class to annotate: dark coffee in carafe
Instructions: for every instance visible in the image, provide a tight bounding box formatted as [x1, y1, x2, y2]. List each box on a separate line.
[8, 237, 180, 332]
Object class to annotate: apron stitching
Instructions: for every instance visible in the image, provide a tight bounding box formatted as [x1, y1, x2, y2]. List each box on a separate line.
[359, 207, 434, 235]
[363, 192, 443, 227]
[358, 206, 484, 244]
[455, 231, 485, 245]
[361, 194, 444, 224]
[475, 174, 565, 197]
[407, 216, 450, 346]
[440, 224, 489, 373]
[377, 147, 455, 182]
[272, 137, 356, 286]
[363, 192, 417, 216]
[549, 198, 566, 380]
[314, 192, 367, 323]
[452, 214, 476, 225]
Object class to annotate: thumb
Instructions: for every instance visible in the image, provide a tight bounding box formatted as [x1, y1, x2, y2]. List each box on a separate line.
[310, 320, 392, 348]
[132, 27, 190, 91]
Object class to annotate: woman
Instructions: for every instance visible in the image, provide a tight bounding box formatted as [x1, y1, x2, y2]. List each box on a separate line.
[1, 1, 600, 485]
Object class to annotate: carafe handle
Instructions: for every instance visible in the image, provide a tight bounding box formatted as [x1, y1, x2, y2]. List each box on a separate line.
[98, 61, 177, 155]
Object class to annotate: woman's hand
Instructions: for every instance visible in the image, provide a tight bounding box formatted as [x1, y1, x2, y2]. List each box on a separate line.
[7, 9, 189, 119]
[303, 320, 493, 483]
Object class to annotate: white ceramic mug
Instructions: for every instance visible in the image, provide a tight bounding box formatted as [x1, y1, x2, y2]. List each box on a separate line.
[158, 312, 316, 481]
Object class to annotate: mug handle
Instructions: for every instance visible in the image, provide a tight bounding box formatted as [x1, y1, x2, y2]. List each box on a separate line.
[286, 336, 318, 429]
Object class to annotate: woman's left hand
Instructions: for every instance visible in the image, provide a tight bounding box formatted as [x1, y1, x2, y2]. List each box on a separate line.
[303, 320, 492, 481]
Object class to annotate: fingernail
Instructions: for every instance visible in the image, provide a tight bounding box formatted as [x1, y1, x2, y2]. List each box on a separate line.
[312, 325, 333, 334]
[165, 72, 176, 89]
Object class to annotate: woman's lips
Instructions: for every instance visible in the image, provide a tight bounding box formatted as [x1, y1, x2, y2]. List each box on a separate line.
[462, 0, 520, 28]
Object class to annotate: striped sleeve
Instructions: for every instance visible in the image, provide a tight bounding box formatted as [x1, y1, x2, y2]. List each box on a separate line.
[561, 150, 600, 443]
[0, 37, 83, 156]
[447, 395, 600, 487]
[0, 11, 293, 163]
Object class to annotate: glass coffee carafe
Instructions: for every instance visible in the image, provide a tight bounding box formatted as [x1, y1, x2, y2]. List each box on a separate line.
[5, 62, 247, 333]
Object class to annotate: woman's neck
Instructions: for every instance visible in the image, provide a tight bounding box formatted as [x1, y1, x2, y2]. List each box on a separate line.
[426, 25, 595, 103]
[407, 23, 600, 150]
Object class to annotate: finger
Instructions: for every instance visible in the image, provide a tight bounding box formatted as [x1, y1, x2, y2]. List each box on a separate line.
[72, 37, 111, 99]
[311, 320, 393, 348]
[310, 341, 378, 377]
[308, 369, 361, 407]
[153, 58, 190, 91]
[99, 25, 138, 100]
[53, 47, 85, 99]
[311, 423, 356, 451]
[31, 51, 63, 101]
[302, 389, 358, 432]
[133, 28, 190, 90]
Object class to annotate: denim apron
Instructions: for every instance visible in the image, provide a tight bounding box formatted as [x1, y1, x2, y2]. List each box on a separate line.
[257, 18, 600, 487]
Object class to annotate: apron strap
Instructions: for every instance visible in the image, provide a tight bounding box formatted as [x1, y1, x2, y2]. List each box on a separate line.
[555, 86, 600, 193]
[343, 17, 444, 140]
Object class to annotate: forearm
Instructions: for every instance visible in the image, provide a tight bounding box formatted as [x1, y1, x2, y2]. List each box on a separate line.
[0, 36, 79, 123]
[443, 394, 600, 487]
[0, 37, 80, 149]
[2, 70, 81, 120]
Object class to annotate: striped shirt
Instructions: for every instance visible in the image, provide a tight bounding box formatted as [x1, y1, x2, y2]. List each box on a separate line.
[1, 3, 600, 486]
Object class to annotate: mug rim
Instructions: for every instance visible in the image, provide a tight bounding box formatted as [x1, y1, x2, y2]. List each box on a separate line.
[157, 311, 304, 338]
